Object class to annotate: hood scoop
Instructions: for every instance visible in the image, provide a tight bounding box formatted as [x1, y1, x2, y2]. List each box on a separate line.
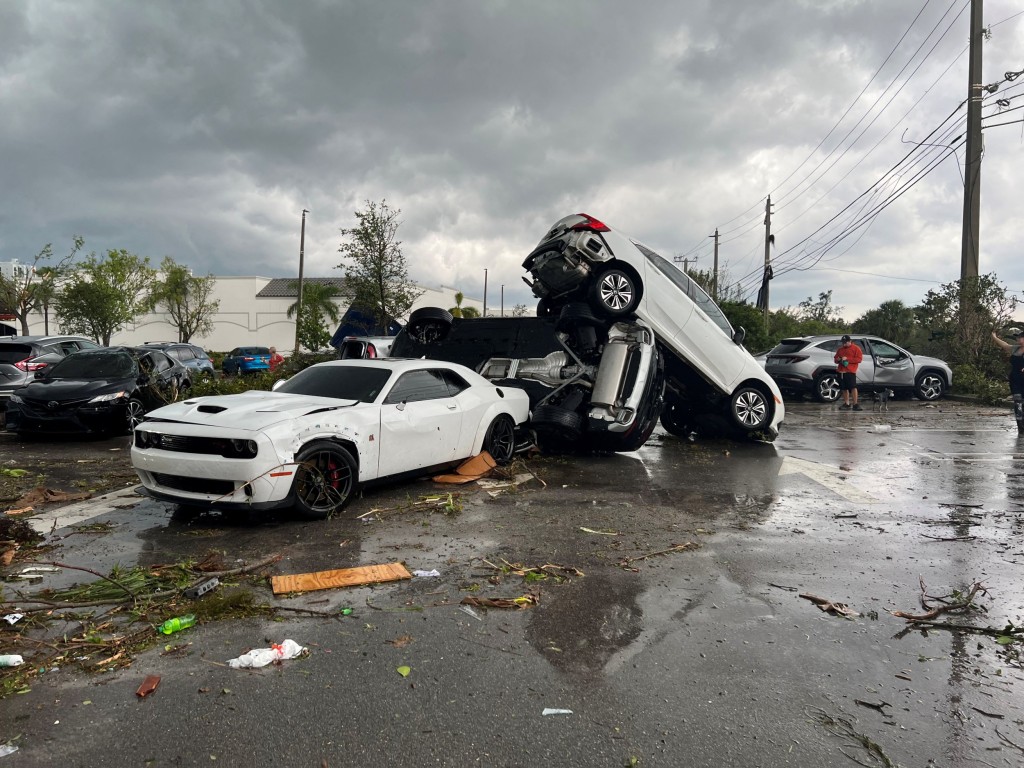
[197, 404, 228, 414]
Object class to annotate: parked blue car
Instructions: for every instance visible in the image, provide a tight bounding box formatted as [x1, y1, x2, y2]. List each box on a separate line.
[222, 346, 271, 375]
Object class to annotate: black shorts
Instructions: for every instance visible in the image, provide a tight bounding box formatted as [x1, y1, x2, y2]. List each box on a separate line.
[838, 371, 857, 391]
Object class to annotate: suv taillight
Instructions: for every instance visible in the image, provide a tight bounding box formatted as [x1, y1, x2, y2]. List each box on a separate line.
[14, 358, 49, 372]
[569, 214, 610, 233]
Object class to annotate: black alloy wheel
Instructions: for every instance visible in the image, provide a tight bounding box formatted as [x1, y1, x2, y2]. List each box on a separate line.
[483, 415, 516, 465]
[293, 441, 358, 520]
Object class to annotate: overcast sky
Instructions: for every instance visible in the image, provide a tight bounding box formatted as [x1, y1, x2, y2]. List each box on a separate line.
[2, 0, 1021, 322]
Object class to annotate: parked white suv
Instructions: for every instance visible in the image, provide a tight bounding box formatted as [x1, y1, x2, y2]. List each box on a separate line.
[521, 213, 784, 440]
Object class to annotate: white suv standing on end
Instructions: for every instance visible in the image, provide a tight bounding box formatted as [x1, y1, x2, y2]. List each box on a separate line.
[521, 213, 784, 440]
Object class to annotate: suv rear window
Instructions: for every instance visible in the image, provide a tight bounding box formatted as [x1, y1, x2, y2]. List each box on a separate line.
[0, 344, 34, 364]
[769, 340, 811, 355]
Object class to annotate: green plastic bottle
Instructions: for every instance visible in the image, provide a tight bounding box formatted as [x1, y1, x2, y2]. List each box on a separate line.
[159, 614, 196, 635]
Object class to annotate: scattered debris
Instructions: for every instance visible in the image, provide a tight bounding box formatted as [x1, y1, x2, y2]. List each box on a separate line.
[461, 593, 539, 610]
[412, 569, 441, 578]
[480, 558, 584, 581]
[184, 577, 220, 599]
[136, 675, 161, 698]
[271, 562, 412, 595]
[800, 592, 860, 618]
[889, 580, 986, 621]
[3, 506, 33, 517]
[432, 452, 497, 484]
[2, 614, 23, 625]
[458, 605, 482, 621]
[396, 665, 411, 678]
[854, 699, 891, 713]
[580, 526, 620, 536]
[386, 635, 413, 648]
[13, 487, 91, 507]
[807, 706, 897, 767]
[227, 639, 307, 669]
[356, 493, 462, 520]
[617, 542, 699, 569]
[542, 708, 573, 716]
[0, 655, 25, 667]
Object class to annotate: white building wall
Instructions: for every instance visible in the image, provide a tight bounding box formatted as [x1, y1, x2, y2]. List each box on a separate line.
[3, 277, 483, 353]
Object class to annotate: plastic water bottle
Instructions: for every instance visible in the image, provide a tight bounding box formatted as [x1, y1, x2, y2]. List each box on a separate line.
[158, 614, 196, 635]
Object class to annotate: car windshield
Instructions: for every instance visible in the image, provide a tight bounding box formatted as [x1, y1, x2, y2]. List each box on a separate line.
[47, 350, 138, 379]
[275, 365, 393, 402]
[634, 243, 735, 337]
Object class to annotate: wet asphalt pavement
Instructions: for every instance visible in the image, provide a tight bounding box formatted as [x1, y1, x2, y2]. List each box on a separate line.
[2, 398, 1024, 767]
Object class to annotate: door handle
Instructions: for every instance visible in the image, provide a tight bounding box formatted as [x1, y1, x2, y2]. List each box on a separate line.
[447, 405, 457, 410]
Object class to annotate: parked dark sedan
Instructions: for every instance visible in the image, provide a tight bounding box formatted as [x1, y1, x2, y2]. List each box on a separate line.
[4, 346, 188, 436]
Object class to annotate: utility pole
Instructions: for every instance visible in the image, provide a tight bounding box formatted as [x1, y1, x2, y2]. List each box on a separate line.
[710, 228, 719, 301]
[483, 269, 488, 317]
[293, 209, 308, 358]
[500, 285, 504, 317]
[763, 196, 773, 331]
[960, 0, 983, 281]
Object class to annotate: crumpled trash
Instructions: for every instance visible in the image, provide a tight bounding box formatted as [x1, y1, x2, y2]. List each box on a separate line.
[2, 614, 24, 625]
[227, 639, 307, 669]
[412, 569, 441, 578]
[542, 708, 573, 716]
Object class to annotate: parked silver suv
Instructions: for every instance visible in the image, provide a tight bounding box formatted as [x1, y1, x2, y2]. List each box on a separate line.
[765, 335, 952, 402]
[0, 335, 101, 400]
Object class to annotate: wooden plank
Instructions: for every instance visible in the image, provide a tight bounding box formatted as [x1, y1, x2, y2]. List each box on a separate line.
[272, 562, 412, 595]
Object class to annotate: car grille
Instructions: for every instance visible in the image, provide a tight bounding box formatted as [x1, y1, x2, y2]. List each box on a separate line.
[135, 432, 257, 458]
[152, 473, 235, 495]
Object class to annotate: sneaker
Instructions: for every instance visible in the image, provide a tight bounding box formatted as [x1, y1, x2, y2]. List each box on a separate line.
[852, 404, 863, 411]
[839, 403, 851, 409]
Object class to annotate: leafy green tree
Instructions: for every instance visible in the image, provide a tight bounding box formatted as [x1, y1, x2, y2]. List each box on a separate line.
[797, 290, 846, 327]
[0, 237, 83, 335]
[719, 300, 772, 352]
[914, 273, 1017, 375]
[287, 281, 340, 351]
[850, 299, 919, 348]
[337, 199, 422, 330]
[54, 249, 156, 345]
[149, 257, 220, 343]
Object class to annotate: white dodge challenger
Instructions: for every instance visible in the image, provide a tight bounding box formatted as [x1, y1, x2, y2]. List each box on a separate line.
[131, 358, 530, 519]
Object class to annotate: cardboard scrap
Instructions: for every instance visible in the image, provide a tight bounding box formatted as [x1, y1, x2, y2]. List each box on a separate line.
[433, 452, 497, 484]
[136, 675, 161, 698]
[272, 562, 412, 595]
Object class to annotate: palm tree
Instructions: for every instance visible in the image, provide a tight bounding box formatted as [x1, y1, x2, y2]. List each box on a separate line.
[287, 281, 342, 351]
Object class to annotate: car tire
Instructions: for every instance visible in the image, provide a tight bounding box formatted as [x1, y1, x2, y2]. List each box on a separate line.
[125, 398, 146, 433]
[588, 264, 641, 318]
[659, 397, 692, 438]
[729, 386, 770, 432]
[293, 441, 358, 520]
[407, 307, 454, 345]
[531, 404, 584, 447]
[814, 374, 841, 403]
[914, 371, 945, 401]
[554, 302, 600, 332]
[483, 415, 516, 465]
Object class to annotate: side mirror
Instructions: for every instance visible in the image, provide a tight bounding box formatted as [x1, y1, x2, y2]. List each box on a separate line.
[733, 326, 746, 345]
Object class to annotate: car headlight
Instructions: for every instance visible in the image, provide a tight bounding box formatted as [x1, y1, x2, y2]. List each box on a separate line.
[89, 390, 128, 404]
[229, 439, 259, 459]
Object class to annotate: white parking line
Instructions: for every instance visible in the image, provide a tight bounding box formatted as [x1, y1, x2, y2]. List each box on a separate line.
[28, 486, 145, 534]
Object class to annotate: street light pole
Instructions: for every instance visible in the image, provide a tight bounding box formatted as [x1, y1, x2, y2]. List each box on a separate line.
[293, 209, 308, 357]
[483, 269, 488, 317]
[501, 285, 504, 317]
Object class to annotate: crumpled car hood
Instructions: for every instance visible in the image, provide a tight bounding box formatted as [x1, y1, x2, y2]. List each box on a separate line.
[143, 390, 363, 431]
